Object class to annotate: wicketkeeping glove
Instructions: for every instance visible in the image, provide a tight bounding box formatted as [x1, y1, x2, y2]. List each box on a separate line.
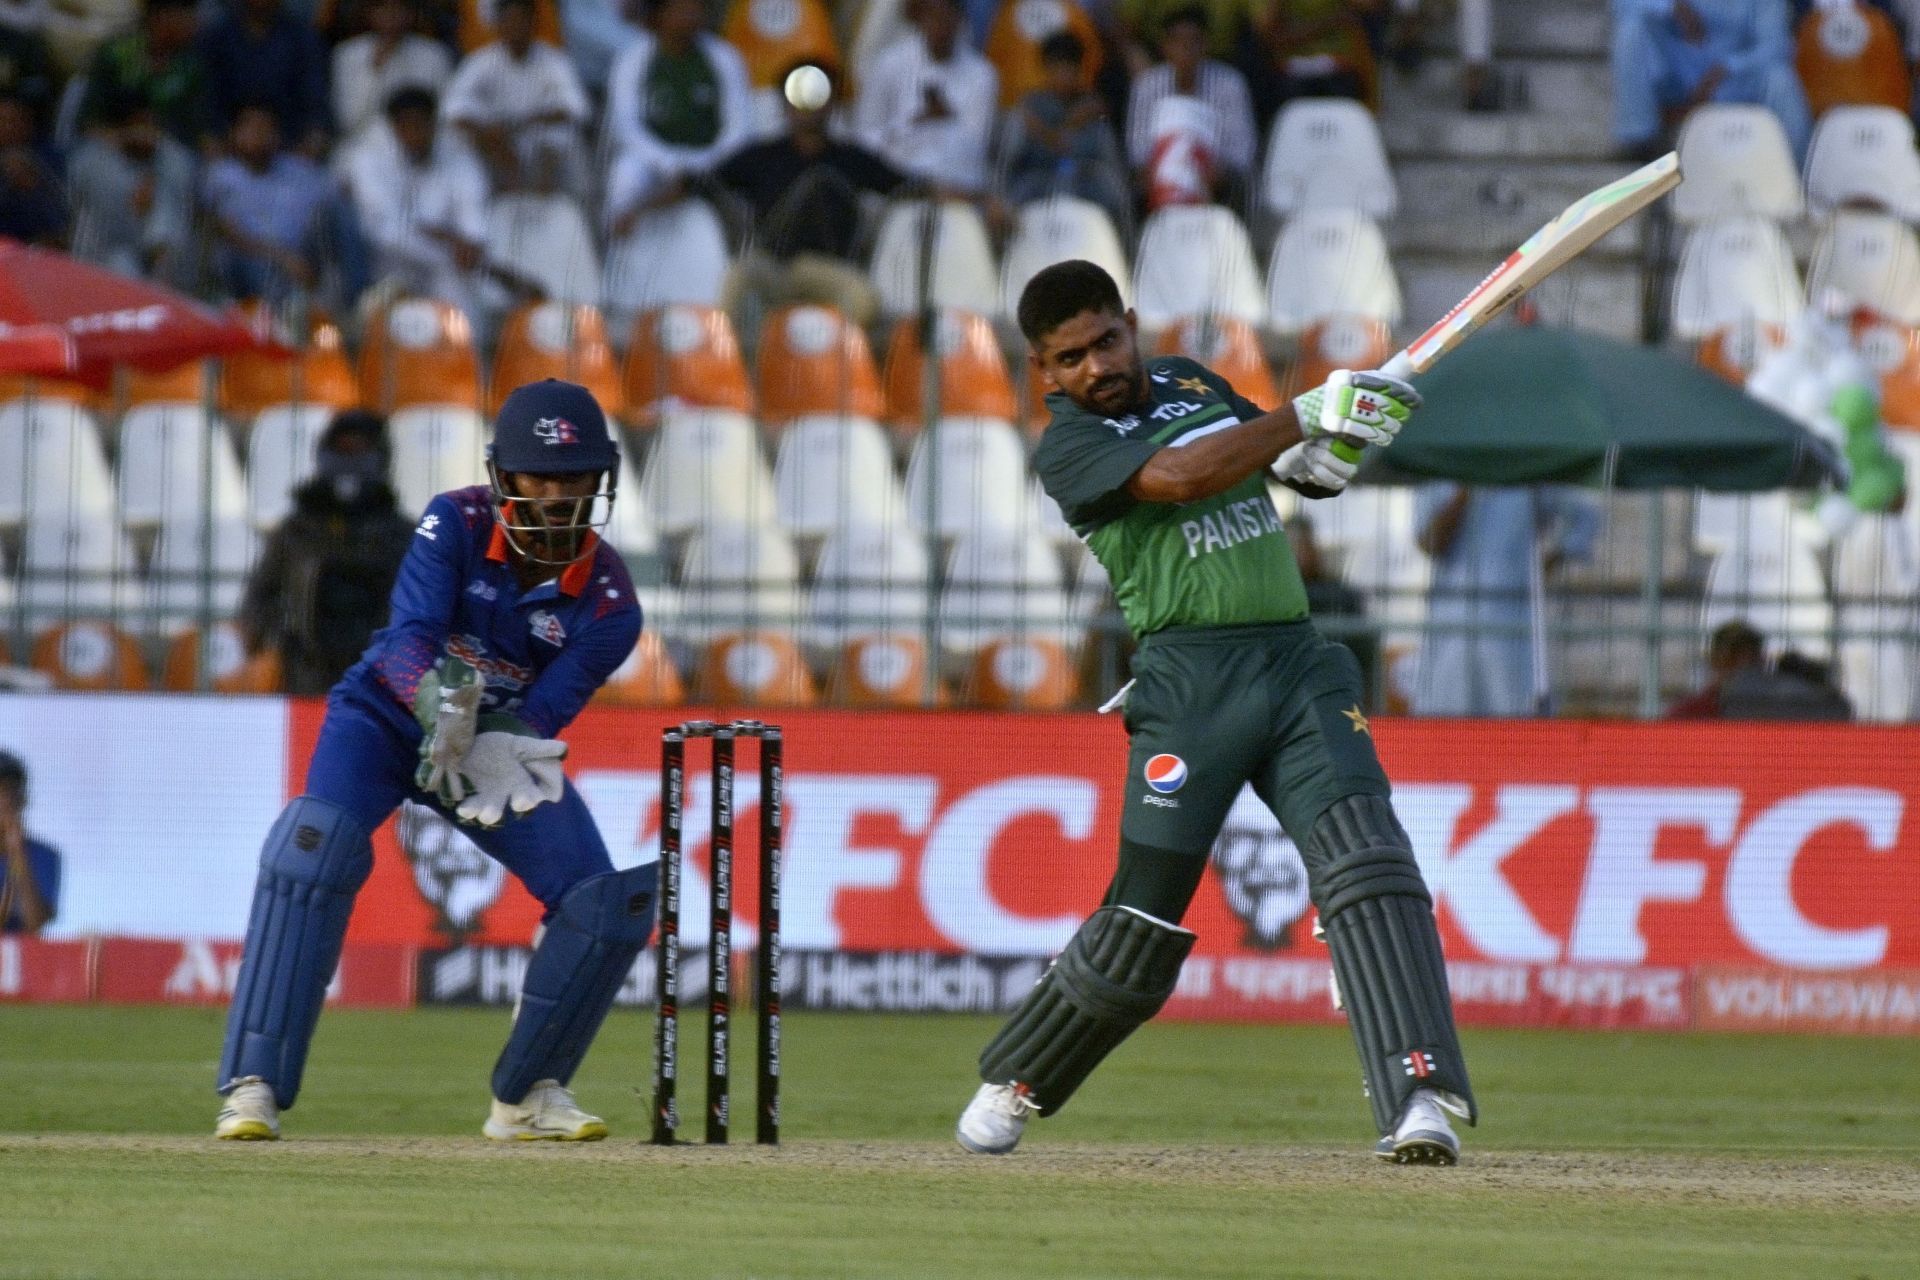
[452, 724, 569, 828]
[1291, 368, 1421, 456]
[413, 657, 483, 806]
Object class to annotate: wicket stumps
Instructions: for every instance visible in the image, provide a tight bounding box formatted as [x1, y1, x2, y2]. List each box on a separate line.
[652, 719, 783, 1146]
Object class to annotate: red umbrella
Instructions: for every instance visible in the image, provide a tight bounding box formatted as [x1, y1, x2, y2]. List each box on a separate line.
[0, 238, 269, 385]
[0, 322, 74, 375]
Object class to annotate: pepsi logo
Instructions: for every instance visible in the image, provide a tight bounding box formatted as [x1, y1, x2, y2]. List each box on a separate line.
[1144, 753, 1188, 794]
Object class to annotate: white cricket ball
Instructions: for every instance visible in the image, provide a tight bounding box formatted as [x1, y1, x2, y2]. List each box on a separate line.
[784, 64, 831, 112]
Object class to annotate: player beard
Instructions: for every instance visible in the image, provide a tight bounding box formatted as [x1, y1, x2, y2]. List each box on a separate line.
[1086, 366, 1145, 416]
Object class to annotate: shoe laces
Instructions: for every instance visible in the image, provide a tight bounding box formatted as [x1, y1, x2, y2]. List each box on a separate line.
[989, 1084, 1040, 1119]
[527, 1079, 579, 1111]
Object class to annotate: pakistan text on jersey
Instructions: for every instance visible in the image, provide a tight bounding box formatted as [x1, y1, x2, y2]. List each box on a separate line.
[1180, 497, 1284, 559]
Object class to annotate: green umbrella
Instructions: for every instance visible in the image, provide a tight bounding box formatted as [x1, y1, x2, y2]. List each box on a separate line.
[1361, 326, 1844, 490]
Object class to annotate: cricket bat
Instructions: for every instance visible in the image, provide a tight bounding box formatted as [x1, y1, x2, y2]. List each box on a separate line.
[1330, 151, 1683, 462]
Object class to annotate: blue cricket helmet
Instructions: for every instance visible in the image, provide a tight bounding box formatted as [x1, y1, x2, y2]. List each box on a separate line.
[489, 379, 619, 474]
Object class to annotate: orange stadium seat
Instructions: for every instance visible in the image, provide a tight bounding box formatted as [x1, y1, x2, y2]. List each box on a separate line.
[357, 299, 482, 413]
[162, 623, 282, 693]
[882, 311, 1018, 431]
[457, 0, 562, 53]
[1796, 2, 1911, 117]
[830, 634, 937, 708]
[697, 632, 818, 707]
[1284, 315, 1393, 399]
[968, 636, 1078, 710]
[755, 304, 884, 428]
[985, 0, 1102, 107]
[1154, 315, 1282, 409]
[488, 302, 625, 419]
[219, 317, 357, 421]
[723, 0, 840, 87]
[31, 621, 150, 691]
[1694, 320, 1787, 386]
[597, 631, 686, 707]
[1853, 314, 1920, 429]
[622, 305, 754, 427]
[119, 361, 212, 409]
[0, 374, 95, 406]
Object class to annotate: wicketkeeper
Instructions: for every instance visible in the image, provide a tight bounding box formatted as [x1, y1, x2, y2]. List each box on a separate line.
[955, 261, 1477, 1164]
[216, 380, 654, 1142]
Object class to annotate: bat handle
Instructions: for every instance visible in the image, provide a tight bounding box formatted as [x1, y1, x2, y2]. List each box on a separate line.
[1327, 347, 1419, 465]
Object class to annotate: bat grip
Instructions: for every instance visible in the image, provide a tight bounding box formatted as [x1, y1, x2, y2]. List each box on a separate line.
[1327, 348, 1418, 465]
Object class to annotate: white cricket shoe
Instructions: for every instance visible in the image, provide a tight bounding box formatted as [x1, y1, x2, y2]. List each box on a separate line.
[956, 1082, 1039, 1155]
[215, 1077, 281, 1141]
[483, 1079, 609, 1142]
[1373, 1087, 1460, 1166]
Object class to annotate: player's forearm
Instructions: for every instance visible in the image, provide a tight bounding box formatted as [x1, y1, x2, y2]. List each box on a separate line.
[1127, 405, 1305, 503]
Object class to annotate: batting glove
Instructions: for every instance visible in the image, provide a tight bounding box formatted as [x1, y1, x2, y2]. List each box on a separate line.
[1291, 368, 1420, 449]
[1272, 438, 1359, 492]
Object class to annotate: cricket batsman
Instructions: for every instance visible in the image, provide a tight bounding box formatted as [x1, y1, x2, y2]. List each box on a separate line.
[216, 380, 653, 1143]
[955, 261, 1477, 1164]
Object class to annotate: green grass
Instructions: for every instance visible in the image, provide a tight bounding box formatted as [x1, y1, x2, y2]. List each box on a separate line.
[0, 1006, 1916, 1278]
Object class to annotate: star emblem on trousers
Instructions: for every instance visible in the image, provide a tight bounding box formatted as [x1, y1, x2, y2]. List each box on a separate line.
[1341, 705, 1370, 734]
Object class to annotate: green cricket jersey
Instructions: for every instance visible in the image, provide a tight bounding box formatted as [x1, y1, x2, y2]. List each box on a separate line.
[1033, 355, 1310, 638]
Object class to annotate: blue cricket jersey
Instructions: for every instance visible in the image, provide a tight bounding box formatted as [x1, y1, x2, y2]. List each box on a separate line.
[337, 485, 642, 738]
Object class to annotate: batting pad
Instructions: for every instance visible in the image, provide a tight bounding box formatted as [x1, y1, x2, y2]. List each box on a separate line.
[491, 863, 657, 1104]
[1305, 795, 1477, 1134]
[978, 905, 1196, 1114]
[219, 796, 374, 1109]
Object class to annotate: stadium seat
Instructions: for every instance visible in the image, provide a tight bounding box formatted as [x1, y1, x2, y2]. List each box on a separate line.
[1132, 205, 1265, 332]
[1694, 318, 1789, 385]
[678, 521, 804, 648]
[147, 517, 256, 631]
[905, 416, 1035, 538]
[1701, 536, 1834, 661]
[1804, 106, 1920, 222]
[755, 304, 885, 427]
[0, 375, 93, 406]
[1284, 315, 1394, 398]
[31, 619, 148, 691]
[1152, 315, 1280, 409]
[219, 316, 357, 421]
[388, 406, 488, 518]
[16, 513, 142, 634]
[487, 193, 601, 307]
[119, 361, 211, 410]
[803, 521, 933, 656]
[1830, 513, 1917, 722]
[115, 404, 248, 535]
[638, 409, 777, 535]
[848, 0, 909, 80]
[828, 633, 935, 707]
[697, 631, 818, 706]
[1260, 97, 1397, 220]
[984, 0, 1101, 107]
[1854, 315, 1920, 428]
[243, 404, 334, 530]
[596, 629, 686, 707]
[968, 636, 1078, 710]
[602, 197, 730, 330]
[162, 621, 281, 693]
[937, 528, 1072, 664]
[1795, 1, 1911, 118]
[881, 311, 1018, 430]
[723, 0, 839, 88]
[1807, 211, 1920, 327]
[1266, 209, 1402, 335]
[623, 305, 755, 425]
[1672, 105, 1804, 225]
[488, 302, 624, 419]
[603, 450, 659, 559]
[1028, 474, 1077, 550]
[1308, 483, 1428, 647]
[456, 0, 561, 52]
[869, 199, 1000, 321]
[772, 413, 903, 537]
[357, 299, 483, 413]
[999, 196, 1131, 322]
[0, 400, 115, 530]
[1670, 216, 1802, 340]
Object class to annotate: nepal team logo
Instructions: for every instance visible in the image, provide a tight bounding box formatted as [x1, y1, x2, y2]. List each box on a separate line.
[534, 415, 579, 445]
[1144, 753, 1188, 794]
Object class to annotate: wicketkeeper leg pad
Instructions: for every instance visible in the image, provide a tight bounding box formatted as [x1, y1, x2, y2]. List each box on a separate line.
[219, 796, 374, 1110]
[491, 863, 657, 1104]
[977, 905, 1196, 1114]
[1304, 795, 1477, 1134]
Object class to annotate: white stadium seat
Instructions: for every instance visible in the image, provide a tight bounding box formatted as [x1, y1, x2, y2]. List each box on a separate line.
[1701, 539, 1833, 662]
[0, 400, 114, 529]
[147, 516, 256, 632]
[938, 528, 1073, 662]
[487, 193, 601, 307]
[773, 413, 903, 537]
[1028, 474, 1077, 548]
[1132, 204, 1265, 331]
[243, 403, 334, 530]
[999, 196, 1131, 320]
[388, 405, 487, 519]
[678, 521, 804, 645]
[1672, 104, 1805, 224]
[602, 197, 730, 330]
[1261, 97, 1397, 219]
[1266, 209, 1402, 334]
[1311, 484, 1429, 636]
[869, 199, 1000, 319]
[638, 408, 778, 535]
[1807, 210, 1920, 326]
[17, 514, 142, 629]
[804, 521, 933, 653]
[1804, 106, 1920, 222]
[1831, 514, 1920, 722]
[604, 451, 658, 558]
[1670, 216, 1802, 340]
[116, 404, 247, 534]
[904, 416, 1035, 537]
